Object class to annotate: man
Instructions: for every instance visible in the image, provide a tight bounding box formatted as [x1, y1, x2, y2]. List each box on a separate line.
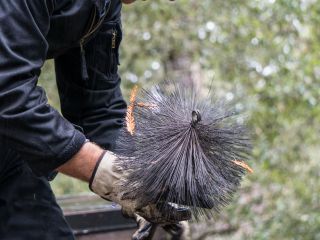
[0, 0, 189, 239]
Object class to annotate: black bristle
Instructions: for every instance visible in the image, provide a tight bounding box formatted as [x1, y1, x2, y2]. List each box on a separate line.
[114, 82, 252, 219]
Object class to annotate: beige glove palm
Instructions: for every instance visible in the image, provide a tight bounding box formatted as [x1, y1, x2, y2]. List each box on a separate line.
[89, 151, 191, 224]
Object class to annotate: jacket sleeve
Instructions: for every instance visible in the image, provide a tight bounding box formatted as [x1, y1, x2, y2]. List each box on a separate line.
[0, 0, 86, 176]
[54, 4, 127, 151]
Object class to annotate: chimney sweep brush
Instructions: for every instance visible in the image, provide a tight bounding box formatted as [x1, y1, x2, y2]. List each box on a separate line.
[114, 83, 252, 219]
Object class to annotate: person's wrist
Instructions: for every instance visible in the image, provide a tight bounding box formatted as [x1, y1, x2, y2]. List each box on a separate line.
[77, 142, 104, 181]
[57, 141, 104, 182]
[81, 142, 104, 170]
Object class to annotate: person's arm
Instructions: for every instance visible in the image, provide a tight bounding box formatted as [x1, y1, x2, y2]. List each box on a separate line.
[0, 0, 86, 176]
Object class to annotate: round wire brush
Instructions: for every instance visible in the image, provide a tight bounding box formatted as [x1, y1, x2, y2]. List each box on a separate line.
[114, 83, 252, 219]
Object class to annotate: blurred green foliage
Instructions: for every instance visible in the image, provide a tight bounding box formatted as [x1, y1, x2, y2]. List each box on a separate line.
[39, 0, 320, 239]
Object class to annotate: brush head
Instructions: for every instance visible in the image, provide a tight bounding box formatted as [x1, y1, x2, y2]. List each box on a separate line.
[114, 83, 252, 219]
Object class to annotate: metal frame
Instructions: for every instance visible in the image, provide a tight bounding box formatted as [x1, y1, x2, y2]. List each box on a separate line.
[57, 193, 137, 236]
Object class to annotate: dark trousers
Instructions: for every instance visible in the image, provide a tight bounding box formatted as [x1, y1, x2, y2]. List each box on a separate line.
[0, 141, 75, 240]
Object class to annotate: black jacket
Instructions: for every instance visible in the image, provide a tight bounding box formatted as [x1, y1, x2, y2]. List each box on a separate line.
[0, 0, 127, 177]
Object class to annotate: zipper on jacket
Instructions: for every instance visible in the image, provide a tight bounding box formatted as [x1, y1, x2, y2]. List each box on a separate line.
[80, 39, 89, 80]
[111, 28, 118, 73]
[79, 2, 110, 81]
[112, 29, 117, 49]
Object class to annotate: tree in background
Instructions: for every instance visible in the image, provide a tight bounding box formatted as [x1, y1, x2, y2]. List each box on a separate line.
[39, 0, 320, 239]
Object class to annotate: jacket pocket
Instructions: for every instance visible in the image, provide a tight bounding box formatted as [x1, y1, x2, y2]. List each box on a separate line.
[85, 20, 123, 81]
[104, 21, 122, 75]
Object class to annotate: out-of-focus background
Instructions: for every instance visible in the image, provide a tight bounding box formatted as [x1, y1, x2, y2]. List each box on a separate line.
[39, 0, 320, 239]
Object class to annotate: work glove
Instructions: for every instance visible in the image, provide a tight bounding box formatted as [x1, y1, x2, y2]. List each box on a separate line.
[132, 214, 190, 240]
[132, 214, 157, 240]
[89, 151, 191, 224]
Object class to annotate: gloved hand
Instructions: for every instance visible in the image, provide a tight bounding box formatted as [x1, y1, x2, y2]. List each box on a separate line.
[89, 151, 191, 224]
[132, 214, 157, 240]
[132, 214, 190, 240]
